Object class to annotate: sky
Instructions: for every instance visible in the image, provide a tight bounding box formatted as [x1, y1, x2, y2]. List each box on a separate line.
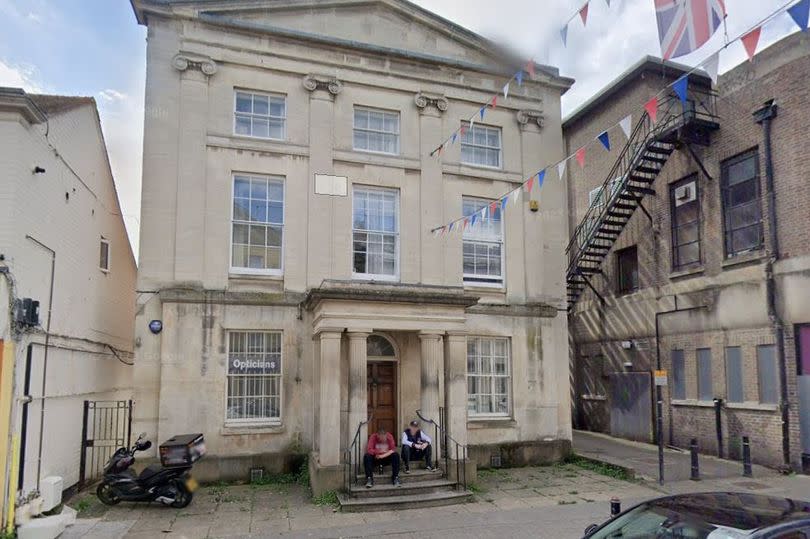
[0, 0, 798, 258]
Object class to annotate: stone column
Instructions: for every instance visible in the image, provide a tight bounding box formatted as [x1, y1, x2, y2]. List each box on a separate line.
[317, 329, 343, 467]
[445, 331, 468, 452]
[347, 331, 370, 450]
[419, 332, 444, 462]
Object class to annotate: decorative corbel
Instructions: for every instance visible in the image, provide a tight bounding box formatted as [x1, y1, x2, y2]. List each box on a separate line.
[171, 53, 218, 76]
[302, 74, 343, 97]
[516, 109, 544, 131]
[414, 92, 448, 115]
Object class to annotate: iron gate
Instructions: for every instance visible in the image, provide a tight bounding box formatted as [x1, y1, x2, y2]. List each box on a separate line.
[79, 400, 132, 489]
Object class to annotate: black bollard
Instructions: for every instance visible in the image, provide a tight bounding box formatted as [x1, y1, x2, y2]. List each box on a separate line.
[610, 497, 621, 517]
[690, 438, 700, 481]
[742, 436, 753, 477]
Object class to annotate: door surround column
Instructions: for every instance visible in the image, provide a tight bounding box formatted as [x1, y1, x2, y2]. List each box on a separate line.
[419, 332, 444, 461]
[347, 330, 371, 451]
[316, 328, 343, 467]
[445, 331, 468, 451]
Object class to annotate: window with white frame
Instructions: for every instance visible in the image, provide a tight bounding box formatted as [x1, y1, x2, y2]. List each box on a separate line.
[353, 107, 400, 155]
[462, 197, 503, 286]
[234, 91, 286, 140]
[461, 123, 501, 168]
[467, 337, 511, 417]
[352, 186, 399, 279]
[99, 238, 110, 272]
[226, 331, 282, 423]
[231, 174, 284, 273]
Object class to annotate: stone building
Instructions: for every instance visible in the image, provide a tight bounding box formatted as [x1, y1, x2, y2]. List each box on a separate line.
[564, 32, 810, 471]
[129, 0, 573, 497]
[0, 88, 137, 525]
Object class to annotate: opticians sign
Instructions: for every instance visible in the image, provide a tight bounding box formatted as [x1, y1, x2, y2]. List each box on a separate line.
[229, 357, 279, 374]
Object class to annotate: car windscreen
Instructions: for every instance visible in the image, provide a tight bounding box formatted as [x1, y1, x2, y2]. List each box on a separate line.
[587, 504, 747, 539]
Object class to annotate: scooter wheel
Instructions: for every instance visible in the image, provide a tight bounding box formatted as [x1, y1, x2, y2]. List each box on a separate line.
[170, 482, 193, 509]
[96, 482, 121, 506]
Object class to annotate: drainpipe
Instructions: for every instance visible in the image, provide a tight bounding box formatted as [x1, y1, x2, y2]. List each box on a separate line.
[753, 100, 791, 470]
[17, 344, 33, 490]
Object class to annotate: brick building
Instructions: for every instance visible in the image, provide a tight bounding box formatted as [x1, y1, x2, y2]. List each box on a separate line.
[563, 32, 810, 471]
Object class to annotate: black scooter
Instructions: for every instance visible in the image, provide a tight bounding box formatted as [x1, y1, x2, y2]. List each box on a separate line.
[96, 433, 200, 508]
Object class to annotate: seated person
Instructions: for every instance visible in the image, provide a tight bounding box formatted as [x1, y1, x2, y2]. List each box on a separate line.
[363, 427, 401, 488]
[401, 420, 434, 473]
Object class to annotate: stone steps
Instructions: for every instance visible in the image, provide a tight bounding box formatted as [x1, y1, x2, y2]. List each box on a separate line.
[348, 478, 457, 499]
[353, 467, 441, 484]
[337, 489, 473, 512]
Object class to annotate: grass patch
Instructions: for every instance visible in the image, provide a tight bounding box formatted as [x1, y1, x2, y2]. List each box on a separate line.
[564, 455, 634, 481]
[312, 490, 339, 507]
[558, 499, 577, 505]
[467, 482, 486, 494]
[75, 498, 92, 513]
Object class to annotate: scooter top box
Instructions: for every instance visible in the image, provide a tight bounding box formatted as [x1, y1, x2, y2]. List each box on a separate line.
[159, 433, 206, 467]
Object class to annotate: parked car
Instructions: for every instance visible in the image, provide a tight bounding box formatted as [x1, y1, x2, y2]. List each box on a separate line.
[583, 492, 810, 538]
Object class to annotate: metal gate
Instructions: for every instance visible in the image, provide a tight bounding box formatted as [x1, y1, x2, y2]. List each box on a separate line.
[609, 372, 653, 443]
[79, 400, 132, 489]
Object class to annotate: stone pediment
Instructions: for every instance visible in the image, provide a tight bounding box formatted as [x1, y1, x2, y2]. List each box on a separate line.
[145, 0, 509, 67]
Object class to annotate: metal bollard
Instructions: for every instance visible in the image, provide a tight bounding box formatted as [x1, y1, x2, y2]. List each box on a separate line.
[742, 436, 753, 477]
[610, 497, 621, 518]
[690, 439, 700, 481]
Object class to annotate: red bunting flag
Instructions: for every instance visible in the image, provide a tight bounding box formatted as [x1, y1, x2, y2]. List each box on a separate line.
[579, 2, 589, 25]
[575, 147, 586, 168]
[463, 218, 469, 230]
[525, 176, 535, 193]
[459, 125, 467, 137]
[491, 95, 498, 109]
[525, 59, 535, 78]
[644, 96, 658, 123]
[741, 27, 762, 61]
[489, 201, 498, 215]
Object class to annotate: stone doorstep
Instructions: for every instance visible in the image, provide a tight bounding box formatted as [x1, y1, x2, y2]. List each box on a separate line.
[337, 490, 473, 512]
[349, 478, 458, 499]
[353, 467, 443, 484]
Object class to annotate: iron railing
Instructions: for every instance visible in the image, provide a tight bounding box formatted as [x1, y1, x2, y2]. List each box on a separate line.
[416, 409, 467, 492]
[343, 414, 372, 492]
[565, 86, 718, 284]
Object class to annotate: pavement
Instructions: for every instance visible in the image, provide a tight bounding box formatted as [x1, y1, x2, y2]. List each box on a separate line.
[57, 431, 810, 539]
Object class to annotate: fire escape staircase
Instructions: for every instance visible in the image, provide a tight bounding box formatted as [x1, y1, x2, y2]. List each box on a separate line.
[566, 87, 720, 309]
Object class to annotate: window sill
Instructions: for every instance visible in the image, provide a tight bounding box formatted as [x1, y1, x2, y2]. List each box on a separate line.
[464, 282, 505, 291]
[206, 134, 309, 157]
[221, 422, 284, 436]
[333, 148, 420, 169]
[580, 394, 607, 401]
[229, 272, 284, 281]
[724, 401, 779, 412]
[441, 162, 524, 183]
[352, 274, 399, 283]
[671, 399, 716, 408]
[467, 417, 516, 429]
[722, 250, 767, 270]
[669, 265, 704, 280]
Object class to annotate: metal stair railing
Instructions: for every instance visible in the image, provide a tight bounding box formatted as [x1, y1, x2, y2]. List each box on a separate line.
[416, 409, 467, 492]
[343, 414, 372, 492]
[565, 86, 718, 306]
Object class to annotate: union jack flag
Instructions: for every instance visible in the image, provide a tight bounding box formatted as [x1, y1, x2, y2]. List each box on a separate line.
[655, 0, 726, 59]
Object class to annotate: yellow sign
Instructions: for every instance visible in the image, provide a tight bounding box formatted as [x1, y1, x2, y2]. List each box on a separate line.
[654, 370, 668, 386]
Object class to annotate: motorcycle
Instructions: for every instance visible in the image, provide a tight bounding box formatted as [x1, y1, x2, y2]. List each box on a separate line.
[96, 432, 203, 508]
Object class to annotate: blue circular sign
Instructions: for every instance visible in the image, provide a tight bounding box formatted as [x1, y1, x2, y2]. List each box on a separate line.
[148, 320, 163, 334]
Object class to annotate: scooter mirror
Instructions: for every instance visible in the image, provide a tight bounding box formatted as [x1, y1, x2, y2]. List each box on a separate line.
[138, 432, 147, 440]
[138, 440, 152, 451]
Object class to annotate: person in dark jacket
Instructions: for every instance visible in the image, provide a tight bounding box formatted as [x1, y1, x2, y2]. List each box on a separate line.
[363, 427, 401, 487]
[401, 420, 434, 473]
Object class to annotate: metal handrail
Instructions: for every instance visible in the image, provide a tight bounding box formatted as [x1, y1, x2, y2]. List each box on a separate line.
[343, 414, 372, 492]
[565, 86, 719, 284]
[416, 409, 468, 492]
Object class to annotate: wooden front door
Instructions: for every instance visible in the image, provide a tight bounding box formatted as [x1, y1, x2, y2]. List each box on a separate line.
[367, 362, 397, 436]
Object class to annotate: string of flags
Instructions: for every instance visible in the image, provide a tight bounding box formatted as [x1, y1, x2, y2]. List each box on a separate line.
[560, 0, 613, 47]
[429, 0, 810, 237]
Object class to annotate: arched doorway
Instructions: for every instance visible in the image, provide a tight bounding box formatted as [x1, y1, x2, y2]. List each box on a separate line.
[366, 334, 397, 436]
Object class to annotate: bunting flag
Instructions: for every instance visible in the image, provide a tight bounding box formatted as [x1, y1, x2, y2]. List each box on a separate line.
[459, 125, 467, 137]
[525, 60, 536, 78]
[575, 147, 586, 168]
[536, 169, 546, 190]
[741, 27, 762, 61]
[789, 0, 810, 31]
[619, 115, 633, 139]
[451, 132, 457, 144]
[557, 160, 567, 180]
[598, 131, 610, 151]
[579, 3, 589, 25]
[605, 0, 610, 5]
[503, 82, 510, 99]
[673, 75, 689, 104]
[479, 106, 486, 120]
[469, 116, 475, 130]
[501, 197, 508, 212]
[470, 213, 478, 227]
[489, 201, 498, 215]
[525, 176, 535, 193]
[645, 96, 659, 123]
[491, 95, 498, 108]
[704, 51, 720, 84]
[510, 189, 520, 205]
[516, 70, 524, 86]
[560, 25, 569, 46]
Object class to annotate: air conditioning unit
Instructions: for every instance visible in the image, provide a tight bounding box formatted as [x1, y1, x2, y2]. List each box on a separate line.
[674, 182, 697, 206]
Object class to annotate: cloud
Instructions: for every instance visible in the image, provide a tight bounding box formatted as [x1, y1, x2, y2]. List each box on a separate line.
[98, 89, 128, 102]
[0, 58, 44, 92]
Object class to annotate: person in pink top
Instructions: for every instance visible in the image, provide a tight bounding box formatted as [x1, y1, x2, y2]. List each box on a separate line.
[363, 427, 401, 488]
